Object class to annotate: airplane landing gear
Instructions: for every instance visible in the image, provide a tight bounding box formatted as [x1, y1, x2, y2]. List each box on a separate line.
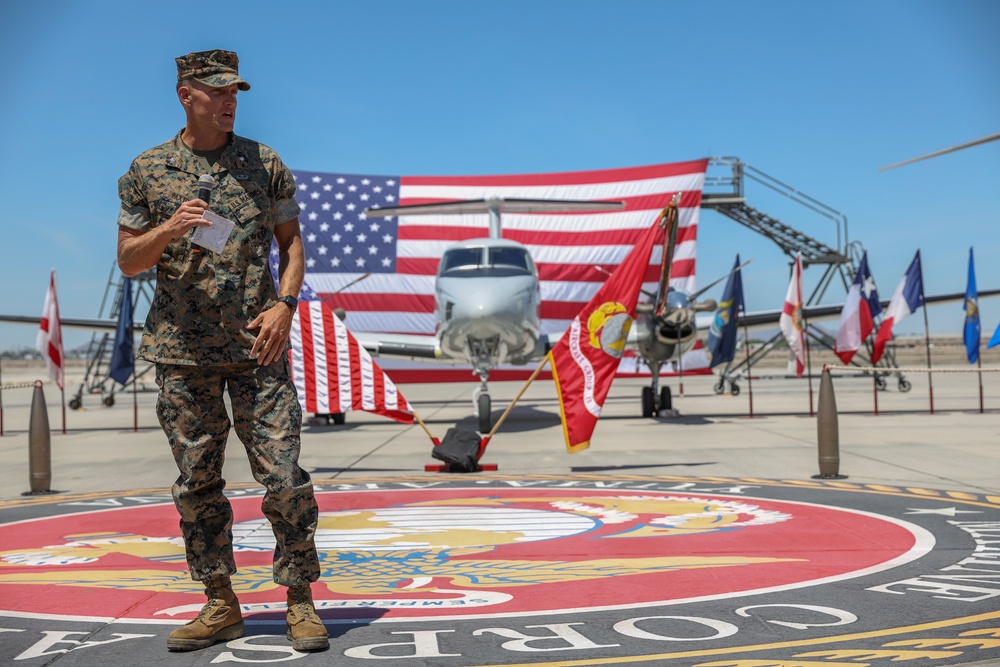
[641, 384, 673, 417]
[477, 393, 492, 434]
[713, 377, 739, 396]
[310, 413, 346, 425]
[659, 386, 672, 411]
[472, 368, 492, 434]
[641, 360, 674, 418]
[641, 386, 655, 418]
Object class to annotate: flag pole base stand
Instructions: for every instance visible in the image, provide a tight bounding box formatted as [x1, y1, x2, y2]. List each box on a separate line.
[811, 474, 848, 480]
[21, 489, 61, 496]
[424, 462, 498, 473]
[425, 430, 497, 474]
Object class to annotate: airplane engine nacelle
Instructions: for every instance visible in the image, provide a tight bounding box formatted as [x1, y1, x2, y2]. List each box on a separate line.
[634, 311, 697, 364]
[654, 310, 697, 347]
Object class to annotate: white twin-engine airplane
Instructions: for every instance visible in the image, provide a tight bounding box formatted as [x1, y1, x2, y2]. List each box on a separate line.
[357, 196, 720, 433]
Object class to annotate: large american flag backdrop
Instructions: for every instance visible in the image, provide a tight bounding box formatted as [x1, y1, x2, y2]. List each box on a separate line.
[276, 159, 710, 380]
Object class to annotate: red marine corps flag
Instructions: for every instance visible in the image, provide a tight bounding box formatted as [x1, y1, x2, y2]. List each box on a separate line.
[289, 300, 413, 424]
[548, 210, 667, 453]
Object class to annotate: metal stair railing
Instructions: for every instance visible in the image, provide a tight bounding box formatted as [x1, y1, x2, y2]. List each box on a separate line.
[699, 157, 908, 392]
[70, 264, 156, 410]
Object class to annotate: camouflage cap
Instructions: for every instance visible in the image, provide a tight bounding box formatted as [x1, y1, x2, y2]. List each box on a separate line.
[175, 49, 250, 91]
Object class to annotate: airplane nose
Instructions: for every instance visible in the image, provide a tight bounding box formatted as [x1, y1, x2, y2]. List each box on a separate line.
[452, 290, 501, 322]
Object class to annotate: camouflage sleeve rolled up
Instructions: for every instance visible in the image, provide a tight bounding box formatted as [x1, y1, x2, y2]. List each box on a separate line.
[117, 161, 153, 231]
[271, 155, 301, 224]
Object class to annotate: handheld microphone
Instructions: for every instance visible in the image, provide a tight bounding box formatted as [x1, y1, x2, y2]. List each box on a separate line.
[197, 174, 216, 206]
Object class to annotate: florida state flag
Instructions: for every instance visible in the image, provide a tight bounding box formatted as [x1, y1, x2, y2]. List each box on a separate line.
[548, 213, 666, 453]
[36, 270, 64, 390]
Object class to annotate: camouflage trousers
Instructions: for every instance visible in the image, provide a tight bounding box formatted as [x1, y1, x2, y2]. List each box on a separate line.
[155, 359, 320, 586]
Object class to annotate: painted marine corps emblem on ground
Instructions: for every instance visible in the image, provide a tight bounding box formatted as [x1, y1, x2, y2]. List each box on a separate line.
[1, 474, 999, 665]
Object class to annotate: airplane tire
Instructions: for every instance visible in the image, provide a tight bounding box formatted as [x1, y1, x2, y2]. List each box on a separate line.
[69, 398, 82, 411]
[730, 383, 740, 397]
[332, 413, 346, 425]
[713, 380, 725, 395]
[898, 378, 912, 393]
[641, 386, 655, 418]
[659, 386, 672, 411]
[104, 396, 115, 407]
[478, 394, 492, 433]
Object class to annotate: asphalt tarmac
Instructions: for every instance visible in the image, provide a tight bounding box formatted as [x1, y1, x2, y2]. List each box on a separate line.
[1, 364, 999, 666]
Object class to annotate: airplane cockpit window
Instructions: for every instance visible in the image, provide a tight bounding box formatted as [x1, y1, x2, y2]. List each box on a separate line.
[488, 247, 531, 273]
[440, 247, 483, 274]
[439, 245, 535, 278]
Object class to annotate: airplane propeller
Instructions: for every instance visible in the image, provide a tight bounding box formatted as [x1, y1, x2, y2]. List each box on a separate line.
[879, 131, 1000, 171]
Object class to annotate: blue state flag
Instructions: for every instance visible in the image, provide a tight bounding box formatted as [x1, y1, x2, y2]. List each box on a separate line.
[964, 247, 980, 363]
[707, 255, 745, 369]
[109, 277, 134, 385]
[990, 323, 1000, 350]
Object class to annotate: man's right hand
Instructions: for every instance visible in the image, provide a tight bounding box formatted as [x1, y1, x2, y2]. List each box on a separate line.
[163, 198, 213, 240]
[117, 198, 215, 276]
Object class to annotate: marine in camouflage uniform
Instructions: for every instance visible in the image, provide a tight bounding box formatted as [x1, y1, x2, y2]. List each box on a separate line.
[116, 49, 327, 652]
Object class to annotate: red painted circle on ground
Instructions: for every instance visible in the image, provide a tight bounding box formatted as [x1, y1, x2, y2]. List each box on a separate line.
[0, 486, 924, 622]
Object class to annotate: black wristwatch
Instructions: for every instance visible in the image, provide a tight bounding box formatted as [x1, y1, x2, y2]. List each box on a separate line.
[277, 295, 298, 310]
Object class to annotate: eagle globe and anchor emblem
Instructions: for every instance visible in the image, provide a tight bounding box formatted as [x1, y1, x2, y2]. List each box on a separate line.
[0, 492, 799, 619]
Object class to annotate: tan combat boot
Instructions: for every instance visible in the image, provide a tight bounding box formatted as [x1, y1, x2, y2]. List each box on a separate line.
[167, 576, 244, 651]
[286, 584, 329, 651]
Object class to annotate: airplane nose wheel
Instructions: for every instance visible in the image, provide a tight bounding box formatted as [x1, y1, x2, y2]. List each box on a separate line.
[477, 393, 492, 434]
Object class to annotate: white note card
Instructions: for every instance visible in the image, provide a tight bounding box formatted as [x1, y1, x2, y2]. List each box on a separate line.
[190, 211, 236, 253]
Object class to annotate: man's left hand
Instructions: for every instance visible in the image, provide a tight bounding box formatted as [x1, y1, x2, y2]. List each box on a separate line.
[247, 304, 294, 366]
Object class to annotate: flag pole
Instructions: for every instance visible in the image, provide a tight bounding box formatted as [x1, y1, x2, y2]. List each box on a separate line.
[804, 317, 814, 416]
[486, 355, 550, 439]
[976, 352, 984, 414]
[872, 360, 879, 416]
[653, 199, 678, 319]
[132, 372, 138, 432]
[922, 306, 934, 414]
[741, 316, 754, 418]
[677, 350, 684, 396]
[0, 356, 4, 436]
[61, 386, 66, 435]
[410, 410, 438, 444]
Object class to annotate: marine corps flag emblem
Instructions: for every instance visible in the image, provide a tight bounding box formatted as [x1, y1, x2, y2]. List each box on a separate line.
[548, 210, 666, 453]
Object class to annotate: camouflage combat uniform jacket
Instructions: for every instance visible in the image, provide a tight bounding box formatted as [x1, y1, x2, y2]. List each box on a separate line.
[117, 131, 301, 365]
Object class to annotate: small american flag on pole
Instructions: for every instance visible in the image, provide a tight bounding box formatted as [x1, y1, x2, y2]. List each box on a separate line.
[289, 300, 413, 423]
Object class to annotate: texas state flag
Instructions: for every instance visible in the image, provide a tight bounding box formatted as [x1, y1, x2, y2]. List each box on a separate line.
[872, 251, 924, 365]
[834, 251, 881, 364]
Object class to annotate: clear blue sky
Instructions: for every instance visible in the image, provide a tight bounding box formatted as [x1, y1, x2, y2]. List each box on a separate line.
[1, 0, 998, 352]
